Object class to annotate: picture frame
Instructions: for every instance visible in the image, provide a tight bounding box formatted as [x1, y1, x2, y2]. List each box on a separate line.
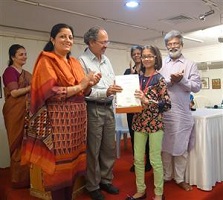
[212, 78, 221, 89]
[201, 77, 209, 89]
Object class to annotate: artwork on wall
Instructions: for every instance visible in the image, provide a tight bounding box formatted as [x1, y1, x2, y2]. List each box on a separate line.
[212, 78, 221, 89]
[201, 77, 209, 89]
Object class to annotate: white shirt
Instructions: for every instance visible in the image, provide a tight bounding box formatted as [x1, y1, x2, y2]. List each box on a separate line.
[79, 48, 115, 102]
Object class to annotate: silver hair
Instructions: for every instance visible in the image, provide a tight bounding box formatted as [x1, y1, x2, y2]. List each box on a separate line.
[164, 30, 184, 47]
[84, 26, 104, 45]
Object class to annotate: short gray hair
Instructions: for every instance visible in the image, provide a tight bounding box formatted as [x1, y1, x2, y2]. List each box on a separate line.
[84, 26, 104, 45]
[164, 30, 183, 47]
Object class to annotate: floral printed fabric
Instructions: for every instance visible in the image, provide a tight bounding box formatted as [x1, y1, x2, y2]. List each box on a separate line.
[132, 73, 171, 134]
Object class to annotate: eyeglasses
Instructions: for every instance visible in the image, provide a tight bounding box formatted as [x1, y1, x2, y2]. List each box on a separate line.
[96, 40, 110, 46]
[141, 55, 156, 60]
[167, 42, 181, 48]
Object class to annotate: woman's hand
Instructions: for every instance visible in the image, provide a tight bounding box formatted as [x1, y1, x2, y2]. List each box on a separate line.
[134, 89, 147, 103]
[79, 75, 91, 90]
[11, 85, 31, 98]
[134, 90, 149, 104]
[134, 90, 158, 105]
[129, 60, 135, 74]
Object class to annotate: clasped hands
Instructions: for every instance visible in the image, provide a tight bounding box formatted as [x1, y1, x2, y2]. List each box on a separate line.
[80, 71, 102, 89]
[170, 70, 184, 84]
[88, 71, 102, 86]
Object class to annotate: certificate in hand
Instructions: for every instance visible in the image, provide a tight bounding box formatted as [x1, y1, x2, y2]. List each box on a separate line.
[115, 74, 142, 113]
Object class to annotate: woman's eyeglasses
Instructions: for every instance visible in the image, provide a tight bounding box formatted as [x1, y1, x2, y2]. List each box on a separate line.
[141, 55, 156, 60]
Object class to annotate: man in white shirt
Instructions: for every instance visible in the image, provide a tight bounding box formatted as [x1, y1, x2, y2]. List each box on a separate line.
[79, 26, 122, 200]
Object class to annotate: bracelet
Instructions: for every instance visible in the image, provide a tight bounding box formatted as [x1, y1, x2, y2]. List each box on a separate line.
[72, 86, 77, 94]
[73, 85, 81, 94]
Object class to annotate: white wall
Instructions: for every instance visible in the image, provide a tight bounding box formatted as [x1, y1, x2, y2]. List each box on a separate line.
[184, 44, 223, 106]
[0, 28, 222, 167]
[0, 32, 49, 167]
[0, 28, 132, 167]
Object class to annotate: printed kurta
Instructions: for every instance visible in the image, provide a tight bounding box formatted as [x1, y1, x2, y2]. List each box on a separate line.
[132, 74, 171, 133]
[159, 55, 201, 156]
[21, 51, 87, 191]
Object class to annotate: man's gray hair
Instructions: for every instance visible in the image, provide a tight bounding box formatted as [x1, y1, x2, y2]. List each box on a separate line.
[164, 30, 184, 46]
[84, 26, 104, 45]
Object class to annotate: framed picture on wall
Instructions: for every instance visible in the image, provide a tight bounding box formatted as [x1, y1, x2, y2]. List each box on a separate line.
[212, 78, 221, 89]
[201, 77, 209, 89]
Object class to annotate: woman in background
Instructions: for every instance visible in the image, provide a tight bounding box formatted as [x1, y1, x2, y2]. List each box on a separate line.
[126, 45, 171, 200]
[2, 44, 32, 188]
[21, 23, 101, 200]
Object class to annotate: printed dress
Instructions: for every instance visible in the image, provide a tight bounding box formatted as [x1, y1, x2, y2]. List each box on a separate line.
[21, 51, 87, 191]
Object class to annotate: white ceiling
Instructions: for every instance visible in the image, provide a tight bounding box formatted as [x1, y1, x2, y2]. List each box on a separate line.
[1, 0, 223, 49]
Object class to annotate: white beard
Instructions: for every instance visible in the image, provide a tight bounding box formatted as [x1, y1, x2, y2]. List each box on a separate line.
[168, 47, 182, 59]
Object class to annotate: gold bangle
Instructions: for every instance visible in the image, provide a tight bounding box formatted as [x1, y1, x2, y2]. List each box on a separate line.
[73, 85, 80, 94]
[72, 86, 76, 93]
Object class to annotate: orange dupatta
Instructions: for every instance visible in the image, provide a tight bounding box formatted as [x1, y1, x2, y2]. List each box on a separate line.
[21, 51, 85, 174]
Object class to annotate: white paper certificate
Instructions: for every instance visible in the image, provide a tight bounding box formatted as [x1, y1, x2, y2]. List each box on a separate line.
[115, 74, 142, 113]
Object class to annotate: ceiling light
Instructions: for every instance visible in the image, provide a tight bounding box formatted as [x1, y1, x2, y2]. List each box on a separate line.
[199, 9, 215, 21]
[125, 1, 139, 8]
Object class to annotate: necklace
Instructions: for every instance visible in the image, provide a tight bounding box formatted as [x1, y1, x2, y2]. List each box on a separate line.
[140, 71, 155, 92]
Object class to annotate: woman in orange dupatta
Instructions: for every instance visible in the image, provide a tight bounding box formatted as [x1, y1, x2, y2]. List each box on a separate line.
[2, 44, 32, 188]
[21, 23, 101, 200]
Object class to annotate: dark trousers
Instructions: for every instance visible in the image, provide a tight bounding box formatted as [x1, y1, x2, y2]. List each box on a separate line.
[126, 113, 151, 166]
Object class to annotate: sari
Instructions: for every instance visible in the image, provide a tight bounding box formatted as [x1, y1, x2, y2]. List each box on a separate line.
[21, 51, 87, 191]
[2, 67, 32, 188]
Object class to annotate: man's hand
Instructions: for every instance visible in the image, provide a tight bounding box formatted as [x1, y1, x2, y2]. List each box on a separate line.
[170, 70, 184, 83]
[90, 72, 102, 86]
[106, 84, 122, 96]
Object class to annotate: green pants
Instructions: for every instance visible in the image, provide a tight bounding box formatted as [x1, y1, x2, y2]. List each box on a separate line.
[134, 130, 164, 195]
